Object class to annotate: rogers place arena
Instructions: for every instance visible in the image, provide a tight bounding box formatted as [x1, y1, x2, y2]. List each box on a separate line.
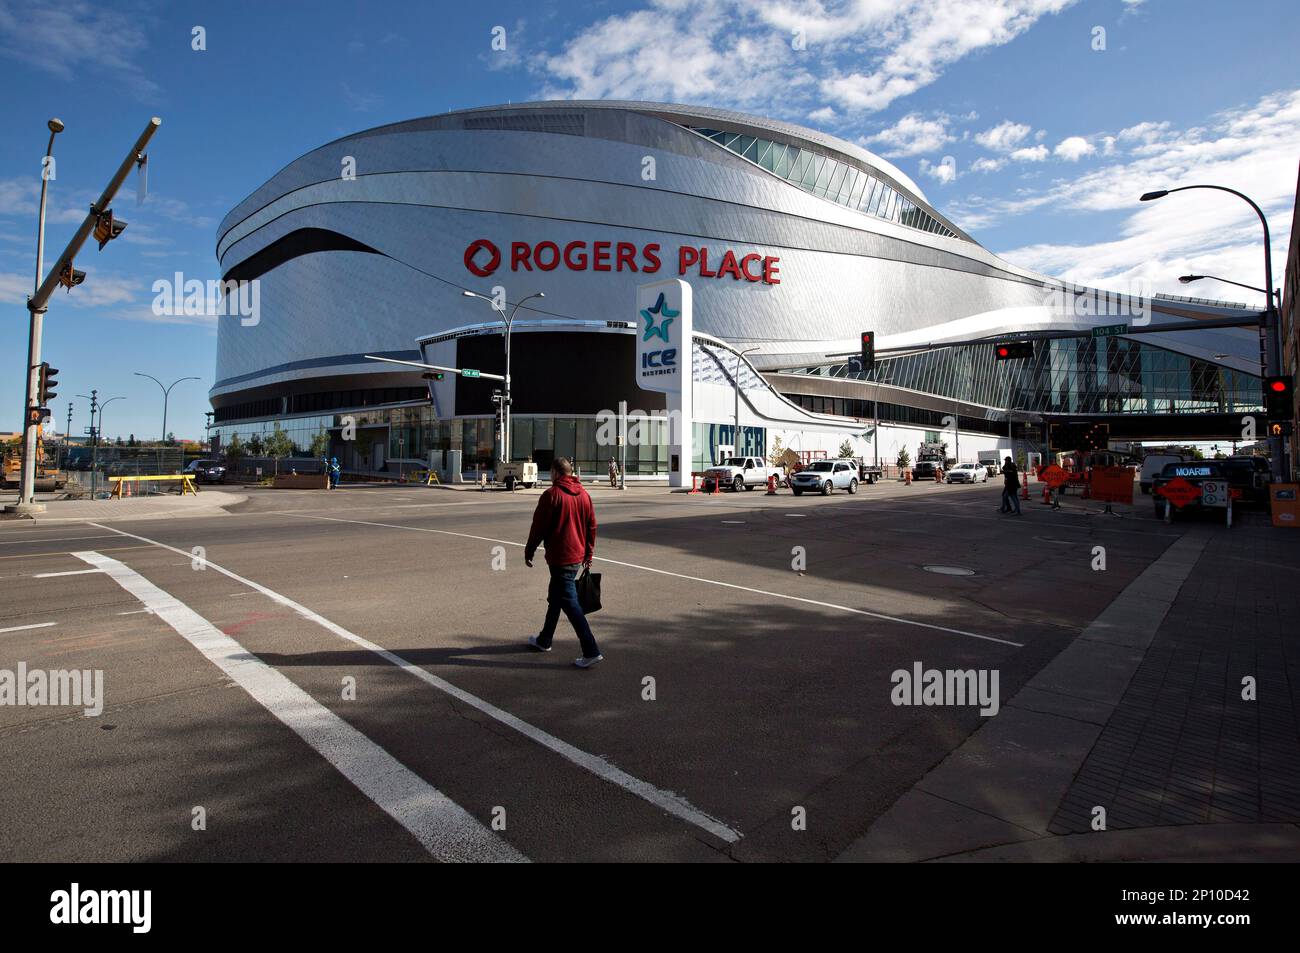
[212, 100, 1265, 483]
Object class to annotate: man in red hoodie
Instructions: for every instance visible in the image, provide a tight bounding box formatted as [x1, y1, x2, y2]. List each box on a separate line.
[524, 457, 602, 667]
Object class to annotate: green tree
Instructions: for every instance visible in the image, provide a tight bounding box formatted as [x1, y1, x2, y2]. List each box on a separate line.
[247, 433, 264, 456]
[896, 447, 911, 469]
[838, 439, 855, 458]
[225, 432, 245, 466]
[128, 434, 137, 447]
[264, 424, 294, 476]
[309, 426, 330, 460]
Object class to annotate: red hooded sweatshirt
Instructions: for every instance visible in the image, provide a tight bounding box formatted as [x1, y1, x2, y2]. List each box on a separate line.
[525, 474, 597, 567]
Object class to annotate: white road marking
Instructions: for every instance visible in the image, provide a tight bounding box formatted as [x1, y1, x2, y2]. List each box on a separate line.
[117, 609, 154, 616]
[0, 622, 57, 634]
[262, 513, 1023, 649]
[85, 522, 742, 844]
[0, 534, 120, 546]
[72, 550, 525, 863]
[33, 568, 102, 578]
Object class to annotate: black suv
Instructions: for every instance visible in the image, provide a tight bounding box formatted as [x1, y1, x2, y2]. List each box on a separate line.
[185, 460, 227, 484]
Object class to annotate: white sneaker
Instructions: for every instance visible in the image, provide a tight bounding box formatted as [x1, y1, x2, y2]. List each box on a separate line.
[574, 654, 603, 669]
[527, 636, 551, 652]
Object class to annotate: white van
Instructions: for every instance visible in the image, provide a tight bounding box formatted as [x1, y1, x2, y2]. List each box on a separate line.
[1139, 452, 1186, 494]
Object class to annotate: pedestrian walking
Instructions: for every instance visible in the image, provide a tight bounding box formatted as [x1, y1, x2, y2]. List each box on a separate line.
[524, 457, 603, 668]
[328, 456, 341, 489]
[608, 456, 621, 488]
[1000, 456, 1021, 514]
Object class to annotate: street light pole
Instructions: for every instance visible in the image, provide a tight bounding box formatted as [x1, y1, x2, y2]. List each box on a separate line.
[15, 119, 64, 510]
[462, 290, 545, 464]
[133, 373, 199, 446]
[10, 117, 160, 515]
[1141, 185, 1287, 480]
[734, 346, 760, 455]
[1178, 274, 1280, 307]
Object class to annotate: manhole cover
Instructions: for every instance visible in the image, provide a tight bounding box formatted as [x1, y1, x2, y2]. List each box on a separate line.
[922, 565, 976, 576]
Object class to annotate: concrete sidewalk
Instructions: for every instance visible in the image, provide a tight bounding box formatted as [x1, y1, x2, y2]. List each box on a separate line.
[0, 490, 248, 523]
[838, 518, 1300, 863]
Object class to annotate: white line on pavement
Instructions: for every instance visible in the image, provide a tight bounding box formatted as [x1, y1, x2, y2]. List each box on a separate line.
[0, 622, 57, 634]
[262, 513, 1024, 649]
[85, 522, 743, 844]
[72, 549, 526, 864]
[33, 569, 103, 578]
[0, 534, 120, 546]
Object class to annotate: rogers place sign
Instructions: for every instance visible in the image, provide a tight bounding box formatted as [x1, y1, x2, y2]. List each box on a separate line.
[463, 238, 781, 285]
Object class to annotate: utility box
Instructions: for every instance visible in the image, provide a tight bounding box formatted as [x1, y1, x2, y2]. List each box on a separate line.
[1270, 483, 1299, 528]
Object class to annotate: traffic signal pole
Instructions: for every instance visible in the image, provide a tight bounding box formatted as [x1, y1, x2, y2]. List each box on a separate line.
[10, 117, 160, 514]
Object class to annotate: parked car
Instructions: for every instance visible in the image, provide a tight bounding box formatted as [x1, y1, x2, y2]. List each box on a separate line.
[1139, 452, 1186, 494]
[1219, 455, 1271, 505]
[1150, 461, 1224, 519]
[790, 459, 859, 495]
[944, 463, 989, 484]
[703, 456, 783, 492]
[186, 459, 227, 484]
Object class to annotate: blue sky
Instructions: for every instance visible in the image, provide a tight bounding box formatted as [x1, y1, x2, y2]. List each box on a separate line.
[2, 0, 1298, 441]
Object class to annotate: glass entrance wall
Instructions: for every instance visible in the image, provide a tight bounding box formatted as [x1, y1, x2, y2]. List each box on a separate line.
[782, 337, 1264, 416]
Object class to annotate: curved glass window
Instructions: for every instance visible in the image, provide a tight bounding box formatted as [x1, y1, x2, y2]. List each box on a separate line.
[688, 125, 962, 239]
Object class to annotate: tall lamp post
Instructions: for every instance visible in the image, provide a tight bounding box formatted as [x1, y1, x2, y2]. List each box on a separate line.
[15, 118, 64, 509]
[734, 346, 760, 455]
[461, 290, 545, 464]
[134, 373, 198, 446]
[1178, 274, 1280, 307]
[1141, 185, 1287, 479]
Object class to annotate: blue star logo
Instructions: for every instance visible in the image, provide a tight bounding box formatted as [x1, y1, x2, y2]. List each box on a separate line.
[640, 293, 678, 342]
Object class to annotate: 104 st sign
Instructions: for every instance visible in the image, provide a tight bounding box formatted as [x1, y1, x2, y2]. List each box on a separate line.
[464, 238, 781, 285]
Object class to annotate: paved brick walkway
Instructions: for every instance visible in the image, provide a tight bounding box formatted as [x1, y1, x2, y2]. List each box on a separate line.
[1050, 517, 1300, 832]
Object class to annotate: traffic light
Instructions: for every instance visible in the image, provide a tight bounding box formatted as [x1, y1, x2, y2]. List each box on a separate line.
[860, 331, 876, 372]
[57, 262, 86, 291]
[422, 371, 445, 381]
[994, 340, 1034, 360]
[94, 208, 128, 250]
[37, 363, 58, 404]
[1263, 376, 1293, 420]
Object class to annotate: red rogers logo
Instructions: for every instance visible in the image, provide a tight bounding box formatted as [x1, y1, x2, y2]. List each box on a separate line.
[462, 238, 780, 284]
[464, 239, 502, 277]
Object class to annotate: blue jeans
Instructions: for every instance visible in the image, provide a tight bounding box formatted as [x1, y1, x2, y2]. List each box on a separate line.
[1001, 486, 1021, 513]
[537, 563, 600, 658]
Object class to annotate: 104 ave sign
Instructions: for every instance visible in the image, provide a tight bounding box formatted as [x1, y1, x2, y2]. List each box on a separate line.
[464, 238, 781, 285]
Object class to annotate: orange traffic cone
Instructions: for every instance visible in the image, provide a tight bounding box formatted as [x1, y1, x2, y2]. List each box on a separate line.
[766, 473, 779, 495]
[904, 467, 912, 485]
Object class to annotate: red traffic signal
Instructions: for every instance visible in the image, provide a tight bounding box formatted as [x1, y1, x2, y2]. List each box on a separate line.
[994, 340, 1034, 360]
[859, 331, 875, 372]
[1264, 376, 1293, 420]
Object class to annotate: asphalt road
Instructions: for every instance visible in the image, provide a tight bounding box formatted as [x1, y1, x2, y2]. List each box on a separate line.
[0, 477, 1200, 862]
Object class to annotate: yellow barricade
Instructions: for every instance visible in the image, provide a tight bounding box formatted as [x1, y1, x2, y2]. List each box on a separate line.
[108, 474, 198, 498]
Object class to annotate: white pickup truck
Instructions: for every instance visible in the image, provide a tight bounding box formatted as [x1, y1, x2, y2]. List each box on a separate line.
[704, 456, 783, 492]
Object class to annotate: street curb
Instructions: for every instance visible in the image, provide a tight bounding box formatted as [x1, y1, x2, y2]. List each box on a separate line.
[836, 527, 1213, 863]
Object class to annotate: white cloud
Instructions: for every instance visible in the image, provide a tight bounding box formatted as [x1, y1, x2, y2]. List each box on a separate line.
[866, 113, 952, 157]
[975, 120, 1033, 152]
[959, 88, 1300, 309]
[919, 157, 958, 184]
[1054, 136, 1095, 161]
[970, 156, 1006, 173]
[536, 1, 1078, 120]
[0, 0, 160, 101]
[1010, 144, 1049, 161]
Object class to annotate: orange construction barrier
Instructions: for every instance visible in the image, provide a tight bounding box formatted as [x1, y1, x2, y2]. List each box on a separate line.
[904, 467, 912, 485]
[688, 474, 702, 494]
[766, 473, 779, 495]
